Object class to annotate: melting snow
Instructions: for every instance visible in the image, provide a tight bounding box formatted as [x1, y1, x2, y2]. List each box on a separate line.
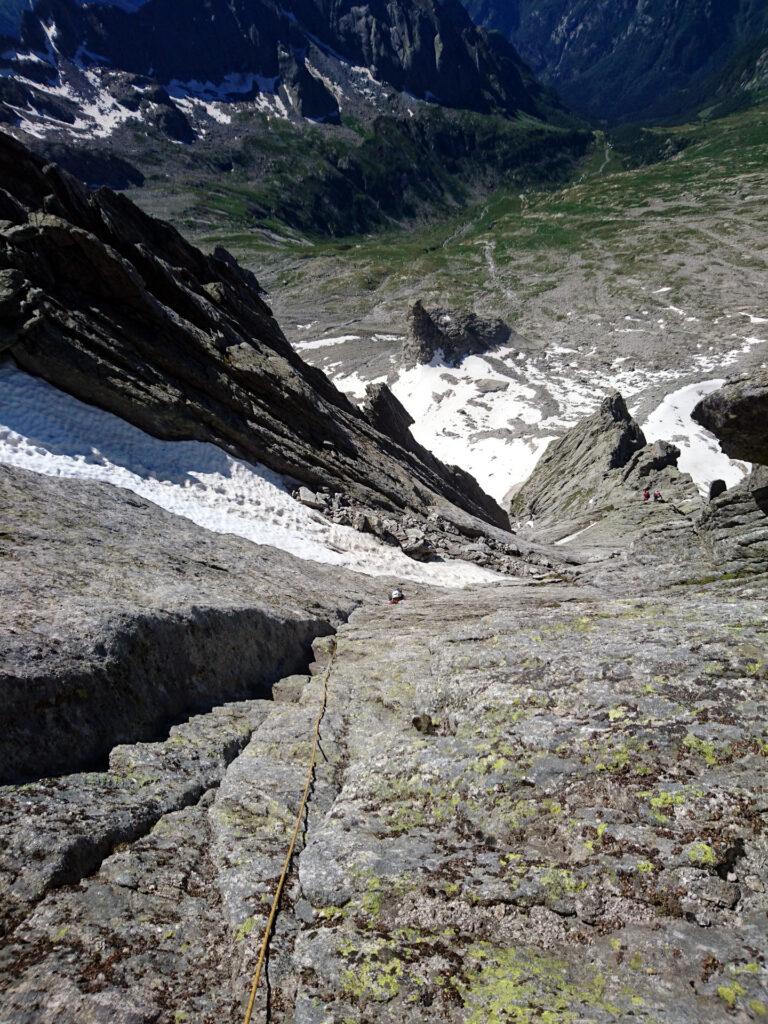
[642, 380, 750, 494]
[0, 365, 500, 588]
[295, 335, 361, 351]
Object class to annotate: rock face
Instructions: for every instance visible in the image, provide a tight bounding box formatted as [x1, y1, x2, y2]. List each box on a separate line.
[1, 376, 766, 1021]
[0, 464, 376, 783]
[693, 368, 768, 466]
[0, 131, 512, 542]
[2, 574, 766, 1022]
[4, 0, 543, 120]
[509, 393, 703, 556]
[0, 0, 560, 173]
[404, 301, 513, 367]
[699, 466, 768, 573]
[692, 371, 768, 572]
[462, 0, 768, 121]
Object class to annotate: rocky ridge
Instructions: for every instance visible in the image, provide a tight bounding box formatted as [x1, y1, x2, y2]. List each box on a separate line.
[403, 300, 515, 368]
[509, 392, 703, 550]
[0, 130, 558, 575]
[1, 0, 546, 123]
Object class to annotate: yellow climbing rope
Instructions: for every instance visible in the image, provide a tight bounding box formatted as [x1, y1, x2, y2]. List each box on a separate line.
[242, 638, 336, 1024]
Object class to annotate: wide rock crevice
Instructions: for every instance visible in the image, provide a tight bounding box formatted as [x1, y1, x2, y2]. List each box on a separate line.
[0, 464, 378, 784]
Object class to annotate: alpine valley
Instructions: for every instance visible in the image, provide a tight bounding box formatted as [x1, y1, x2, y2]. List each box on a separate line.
[0, 1, 767, 1022]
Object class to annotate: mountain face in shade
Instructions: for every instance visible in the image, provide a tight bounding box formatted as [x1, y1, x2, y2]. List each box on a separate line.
[461, 0, 768, 121]
[0, 0, 590, 233]
[2, 0, 547, 120]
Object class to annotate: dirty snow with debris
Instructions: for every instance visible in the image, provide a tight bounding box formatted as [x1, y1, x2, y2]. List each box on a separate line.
[0, 365, 499, 587]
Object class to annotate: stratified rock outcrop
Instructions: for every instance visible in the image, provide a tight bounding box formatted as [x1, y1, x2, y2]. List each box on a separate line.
[693, 369, 768, 465]
[698, 466, 768, 572]
[0, 131, 510, 538]
[403, 300, 514, 367]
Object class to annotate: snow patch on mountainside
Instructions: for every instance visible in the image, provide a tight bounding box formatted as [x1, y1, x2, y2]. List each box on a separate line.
[0, 365, 499, 587]
[295, 335, 361, 352]
[642, 380, 751, 493]
[323, 333, 761, 502]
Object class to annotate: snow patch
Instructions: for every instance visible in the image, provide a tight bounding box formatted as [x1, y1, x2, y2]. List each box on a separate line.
[0, 365, 499, 588]
[642, 380, 750, 494]
[295, 335, 361, 352]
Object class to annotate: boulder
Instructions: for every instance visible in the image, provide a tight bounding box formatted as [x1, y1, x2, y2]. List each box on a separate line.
[709, 479, 727, 502]
[692, 370, 768, 466]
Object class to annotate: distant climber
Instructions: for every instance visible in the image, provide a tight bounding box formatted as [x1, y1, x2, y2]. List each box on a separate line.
[389, 588, 405, 605]
[642, 487, 650, 503]
[653, 490, 663, 502]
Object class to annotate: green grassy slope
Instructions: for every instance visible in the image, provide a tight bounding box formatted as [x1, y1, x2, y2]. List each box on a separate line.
[132, 105, 590, 239]
[186, 101, 766, 336]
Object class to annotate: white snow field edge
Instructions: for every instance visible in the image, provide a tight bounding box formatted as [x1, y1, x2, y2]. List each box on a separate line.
[0, 365, 499, 588]
[642, 379, 751, 494]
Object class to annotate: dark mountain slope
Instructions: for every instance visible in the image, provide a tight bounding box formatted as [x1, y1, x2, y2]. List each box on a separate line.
[462, 0, 768, 121]
[0, 130, 513, 534]
[14, 0, 542, 118]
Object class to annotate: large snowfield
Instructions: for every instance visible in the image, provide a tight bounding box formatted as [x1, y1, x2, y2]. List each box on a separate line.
[0, 340, 751, 580]
[382, 351, 752, 501]
[0, 365, 499, 588]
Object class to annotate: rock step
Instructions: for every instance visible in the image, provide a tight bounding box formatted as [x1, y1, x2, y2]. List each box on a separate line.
[0, 699, 271, 938]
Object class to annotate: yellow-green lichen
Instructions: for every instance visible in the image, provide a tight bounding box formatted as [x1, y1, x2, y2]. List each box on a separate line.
[717, 982, 746, 1008]
[687, 842, 717, 867]
[683, 734, 719, 767]
[459, 945, 630, 1024]
[234, 916, 257, 943]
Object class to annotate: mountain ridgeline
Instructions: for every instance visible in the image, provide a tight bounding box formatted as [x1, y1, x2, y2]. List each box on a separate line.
[0, 0, 590, 235]
[462, 0, 768, 121]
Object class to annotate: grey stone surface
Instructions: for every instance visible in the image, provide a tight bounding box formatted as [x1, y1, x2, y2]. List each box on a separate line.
[0, 464, 378, 782]
[4, 573, 766, 1022]
[693, 369, 768, 466]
